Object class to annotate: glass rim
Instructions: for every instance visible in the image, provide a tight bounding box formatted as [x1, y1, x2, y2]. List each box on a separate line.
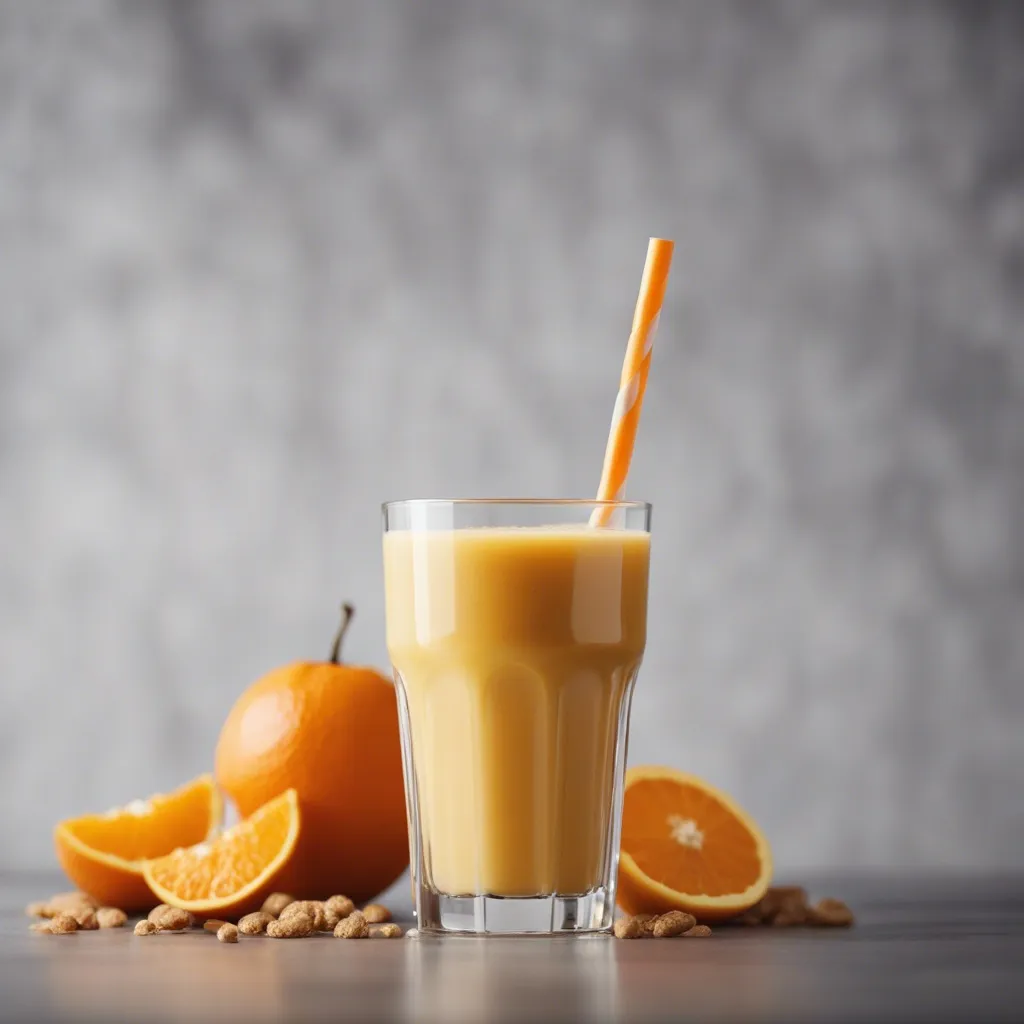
[382, 497, 651, 512]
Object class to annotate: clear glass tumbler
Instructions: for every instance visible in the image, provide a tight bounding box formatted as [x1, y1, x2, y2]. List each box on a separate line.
[382, 499, 651, 934]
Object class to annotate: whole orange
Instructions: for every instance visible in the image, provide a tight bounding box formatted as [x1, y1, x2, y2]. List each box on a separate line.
[214, 604, 408, 902]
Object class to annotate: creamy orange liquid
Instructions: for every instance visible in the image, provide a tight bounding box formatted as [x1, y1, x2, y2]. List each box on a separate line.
[383, 527, 650, 896]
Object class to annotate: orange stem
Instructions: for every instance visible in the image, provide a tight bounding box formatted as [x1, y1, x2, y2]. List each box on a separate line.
[328, 604, 355, 664]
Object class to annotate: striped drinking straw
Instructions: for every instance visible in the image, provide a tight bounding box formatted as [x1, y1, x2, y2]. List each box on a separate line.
[591, 237, 674, 526]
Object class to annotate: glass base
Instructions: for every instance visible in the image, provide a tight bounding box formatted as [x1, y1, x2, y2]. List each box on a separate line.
[415, 887, 614, 935]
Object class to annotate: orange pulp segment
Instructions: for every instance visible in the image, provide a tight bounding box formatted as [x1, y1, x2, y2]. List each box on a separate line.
[142, 788, 299, 918]
[54, 774, 222, 911]
[617, 766, 772, 921]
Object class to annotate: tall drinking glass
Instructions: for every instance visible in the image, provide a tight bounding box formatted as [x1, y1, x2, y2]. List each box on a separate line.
[382, 499, 651, 934]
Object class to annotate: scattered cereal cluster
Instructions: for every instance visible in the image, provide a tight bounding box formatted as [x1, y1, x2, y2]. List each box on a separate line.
[255, 894, 402, 940]
[26, 891, 128, 936]
[613, 911, 707, 939]
[325, 895, 355, 919]
[279, 900, 329, 932]
[49, 913, 80, 935]
[148, 905, 192, 931]
[96, 907, 127, 929]
[334, 910, 369, 939]
[267, 910, 315, 938]
[25, 888, 403, 942]
[361, 904, 391, 925]
[25, 891, 95, 919]
[612, 887, 854, 939]
[260, 892, 295, 917]
[734, 887, 855, 928]
[238, 912, 274, 935]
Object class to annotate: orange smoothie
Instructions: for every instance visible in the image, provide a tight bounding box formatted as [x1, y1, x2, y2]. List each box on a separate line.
[383, 526, 650, 897]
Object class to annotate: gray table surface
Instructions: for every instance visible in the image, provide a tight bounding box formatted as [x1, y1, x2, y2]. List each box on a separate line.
[1, 871, 1021, 1023]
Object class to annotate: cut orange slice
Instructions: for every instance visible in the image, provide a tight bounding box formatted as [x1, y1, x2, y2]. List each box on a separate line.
[54, 774, 222, 911]
[143, 788, 299, 919]
[617, 766, 772, 921]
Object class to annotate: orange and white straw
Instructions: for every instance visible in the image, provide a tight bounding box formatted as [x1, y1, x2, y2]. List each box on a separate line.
[591, 237, 674, 525]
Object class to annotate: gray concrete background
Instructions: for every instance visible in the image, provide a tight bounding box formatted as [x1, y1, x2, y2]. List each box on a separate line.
[1, 0, 1022, 871]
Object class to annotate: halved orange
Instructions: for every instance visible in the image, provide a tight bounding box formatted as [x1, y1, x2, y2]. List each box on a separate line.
[617, 766, 772, 921]
[143, 788, 300, 919]
[54, 774, 222, 911]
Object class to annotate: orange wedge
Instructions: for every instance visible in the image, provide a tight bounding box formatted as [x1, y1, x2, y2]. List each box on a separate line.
[143, 788, 299, 919]
[617, 766, 772, 921]
[54, 774, 222, 911]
